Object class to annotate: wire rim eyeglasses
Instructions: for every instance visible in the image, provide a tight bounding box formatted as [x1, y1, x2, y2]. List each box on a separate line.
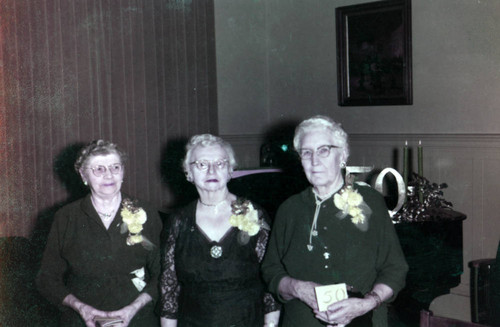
[85, 163, 124, 177]
[298, 145, 341, 160]
[190, 159, 229, 171]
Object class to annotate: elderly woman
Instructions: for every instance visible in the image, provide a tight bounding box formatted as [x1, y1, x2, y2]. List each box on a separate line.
[37, 140, 162, 327]
[159, 134, 280, 327]
[261, 116, 408, 327]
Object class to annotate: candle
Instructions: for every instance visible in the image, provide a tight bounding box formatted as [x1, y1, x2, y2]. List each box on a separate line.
[418, 140, 423, 203]
[403, 141, 409, 190]
[418, 140, 423, 177]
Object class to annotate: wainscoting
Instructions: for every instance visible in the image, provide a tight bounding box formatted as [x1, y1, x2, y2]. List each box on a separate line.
[225, 133, 500, 321]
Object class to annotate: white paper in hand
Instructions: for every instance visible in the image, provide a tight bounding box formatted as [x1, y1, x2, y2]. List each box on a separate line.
[130, 267, 146, 291]
[315, 283, 348, 312]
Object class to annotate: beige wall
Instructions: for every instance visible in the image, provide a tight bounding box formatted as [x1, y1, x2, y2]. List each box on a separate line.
[215, 0, 500, 135]
[215, 0, 500, 321]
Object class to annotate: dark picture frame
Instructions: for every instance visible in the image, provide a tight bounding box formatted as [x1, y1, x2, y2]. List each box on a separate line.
[336, 0, 412, 106]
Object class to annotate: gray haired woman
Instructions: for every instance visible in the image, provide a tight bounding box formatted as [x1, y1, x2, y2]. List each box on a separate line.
[37, 140, 162, 327]
[160, 134, 280, 327]
[262, 116, 408, 327]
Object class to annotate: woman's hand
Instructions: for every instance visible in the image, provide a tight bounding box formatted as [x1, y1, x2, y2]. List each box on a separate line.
[104, 305, 137, 327]
[79, 304, 109, 327]
[314, 297, 373, 326]
[314, 284, 393, 326]
[294, 280, 323, 310]
[278, 277, 321, 311]
[105, 293, 152, 327]
[63, 294, 109, 327]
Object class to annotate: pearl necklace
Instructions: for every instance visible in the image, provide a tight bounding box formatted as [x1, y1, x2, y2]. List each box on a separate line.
[198, 197, 228, 214]
[97, 211, 115, 220]
[91, 195, 120, 221]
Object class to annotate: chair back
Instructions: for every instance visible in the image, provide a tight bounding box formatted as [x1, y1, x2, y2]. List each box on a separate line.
[469, 239, 500, 325]
[420, 310, 487, 327]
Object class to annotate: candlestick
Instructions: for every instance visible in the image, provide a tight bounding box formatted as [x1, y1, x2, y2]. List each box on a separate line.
[418, 140, 423, 203]
[403, 141, 409, 191]
[418, 140, 423, 177]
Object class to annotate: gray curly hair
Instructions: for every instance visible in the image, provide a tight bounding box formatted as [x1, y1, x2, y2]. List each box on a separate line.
[74, 139, 127, 172]
[183, 134, 237, 182]
[293, 115, 350, 161]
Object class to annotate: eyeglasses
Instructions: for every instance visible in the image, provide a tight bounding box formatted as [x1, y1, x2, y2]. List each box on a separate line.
[190, 159, 229, 171]
[85, 163, 123, 177]
[298, 145, 340, 160]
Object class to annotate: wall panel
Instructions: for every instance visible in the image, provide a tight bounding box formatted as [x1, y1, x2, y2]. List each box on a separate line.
[226, 132, 500, 282]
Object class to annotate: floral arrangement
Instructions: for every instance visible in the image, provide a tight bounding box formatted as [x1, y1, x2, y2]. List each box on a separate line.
[392, 173, 454, 223]
[229, 199, 261, 236]
[120, 198, 148, 247]
[334, 187, 366, 225]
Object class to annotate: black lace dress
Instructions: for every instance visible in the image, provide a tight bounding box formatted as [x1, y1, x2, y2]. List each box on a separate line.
[160, 199, 279, 327]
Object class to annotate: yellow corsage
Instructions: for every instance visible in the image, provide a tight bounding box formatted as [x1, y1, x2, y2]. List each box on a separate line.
[229, 201, 261, 236]
[229, 199, 269, 244]
[334, 186, 372, 230]
[120, 198, 154, 250]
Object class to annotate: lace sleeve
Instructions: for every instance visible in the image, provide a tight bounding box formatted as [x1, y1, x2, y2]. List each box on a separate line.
[255, 224, 269, 263]
[159, 216, 181, 318]
[255, 209, 281, 314]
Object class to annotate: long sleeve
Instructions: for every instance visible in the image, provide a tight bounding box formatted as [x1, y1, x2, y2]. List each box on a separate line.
[254, 208, 281, 313]
[362, 187, 408, 300]
[159, 214, 181, 318]
[141, 204, 163, 303]
[36, 209, 72, 309]
[261, 201, 293, 303]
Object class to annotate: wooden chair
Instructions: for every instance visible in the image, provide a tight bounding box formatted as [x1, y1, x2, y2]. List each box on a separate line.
[469, 239, 500, 325]
[420, 310, 488, 327]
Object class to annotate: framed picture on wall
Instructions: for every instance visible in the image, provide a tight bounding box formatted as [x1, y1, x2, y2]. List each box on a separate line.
[336, 0, 412, 106]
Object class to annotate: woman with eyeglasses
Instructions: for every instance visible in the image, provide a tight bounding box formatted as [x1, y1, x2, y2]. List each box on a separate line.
[160, 134, 280, 327]
[261, 116, 408, 327]
[37, 140, 162, 327]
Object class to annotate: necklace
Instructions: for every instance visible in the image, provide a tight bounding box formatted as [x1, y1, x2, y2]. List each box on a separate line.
[198, 198, 227, 207]
[97, 211, 115, 220]
[91, 195, 121, 222]
[198, 197, 228, 214]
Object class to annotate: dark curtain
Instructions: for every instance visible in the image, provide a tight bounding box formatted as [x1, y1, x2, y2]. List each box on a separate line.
[0, 0, 217, 237]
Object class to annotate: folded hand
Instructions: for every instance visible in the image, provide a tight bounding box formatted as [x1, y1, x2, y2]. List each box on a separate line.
[314, 297, 372, 326]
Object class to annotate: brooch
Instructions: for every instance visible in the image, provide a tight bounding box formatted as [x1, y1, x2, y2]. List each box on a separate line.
[210, 245, 222, 259]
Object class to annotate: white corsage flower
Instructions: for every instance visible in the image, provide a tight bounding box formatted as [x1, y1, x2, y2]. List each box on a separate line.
[229, 201, 261, 236]
[120, 198, 155, 250]
[334, 187, 372, 231]
[229, 199, 270, 246]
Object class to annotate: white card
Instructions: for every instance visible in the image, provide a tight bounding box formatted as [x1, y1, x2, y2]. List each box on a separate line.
[315, 283, 348, 312]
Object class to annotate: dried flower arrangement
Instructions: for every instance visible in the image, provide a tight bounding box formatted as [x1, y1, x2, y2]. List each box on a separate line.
[392, 173, 454, 223]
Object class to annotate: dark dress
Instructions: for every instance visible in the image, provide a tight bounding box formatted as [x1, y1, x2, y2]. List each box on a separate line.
[261, 184, 408, 327]
[160, 199, 279, 327]
[36, 194, 162, 327]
